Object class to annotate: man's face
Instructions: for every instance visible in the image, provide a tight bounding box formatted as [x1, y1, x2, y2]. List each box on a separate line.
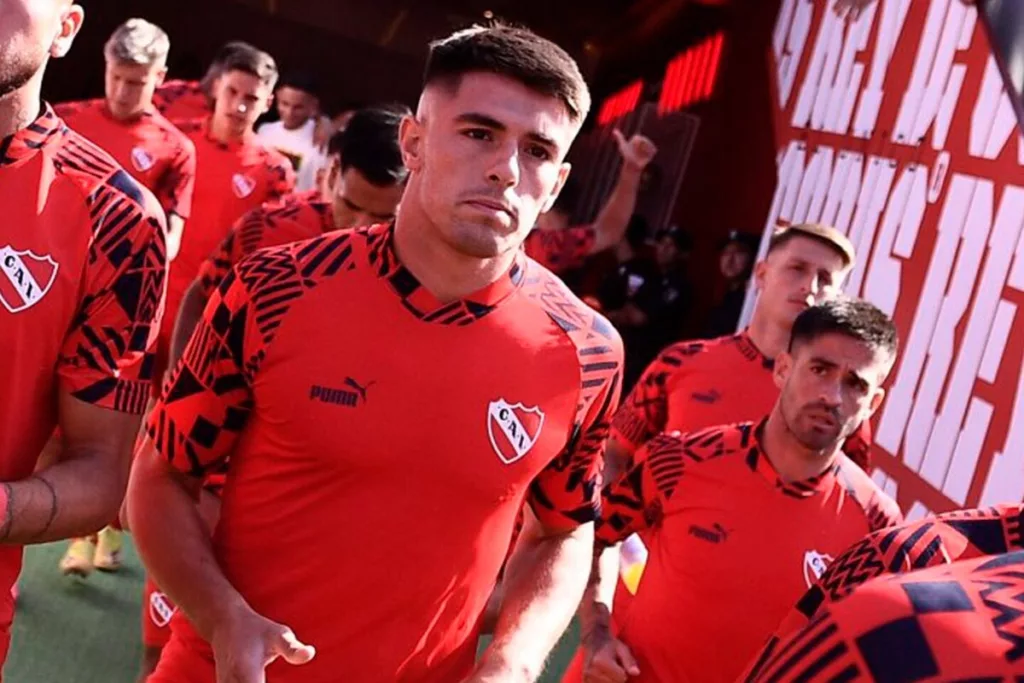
[105, 59, 165, 120]
[275, 86, 316, 130]
[720, 242, 753, 280]
[655, 236, 680, 269]
[775, 332, 890, 452]
[212, 69, 272, 138]
[754, 236, 849, 326]
[0, 0, 82, 98]
[325, 163, 404, 228]
[399, 72, 579, 259]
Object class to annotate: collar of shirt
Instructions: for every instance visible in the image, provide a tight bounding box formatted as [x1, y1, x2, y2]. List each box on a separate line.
[746, 418, 840, 498]
[0, 103, 63, 169]
[199, 114, 254, 152]
[368, 223, 526, 324]
[736, 330, 775, 370]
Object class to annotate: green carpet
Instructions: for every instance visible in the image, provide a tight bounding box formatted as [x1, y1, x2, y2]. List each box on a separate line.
[5, 541, 578, 682]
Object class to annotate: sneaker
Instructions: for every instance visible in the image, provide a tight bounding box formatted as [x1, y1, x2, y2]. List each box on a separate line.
[60, 537, 96, 577]
[93, 526, 123, 572]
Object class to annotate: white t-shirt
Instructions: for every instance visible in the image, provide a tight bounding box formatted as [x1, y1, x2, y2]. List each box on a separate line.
[256, 118, 326, 192]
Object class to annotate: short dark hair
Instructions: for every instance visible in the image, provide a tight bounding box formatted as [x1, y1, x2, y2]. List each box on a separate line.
[278, 70, 320, 100]
[789, 297, 899, 362]
[220, 44, 279, 90]
[328, 105, 410, 187]
[423, 24, 591, 123]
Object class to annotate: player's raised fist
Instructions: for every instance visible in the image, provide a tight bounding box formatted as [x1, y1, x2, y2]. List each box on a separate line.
[612, 128, 658, 171]
[212, 607, 315, 683]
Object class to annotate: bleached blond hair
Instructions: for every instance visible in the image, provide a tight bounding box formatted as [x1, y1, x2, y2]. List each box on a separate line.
[104, 18, 170, 67]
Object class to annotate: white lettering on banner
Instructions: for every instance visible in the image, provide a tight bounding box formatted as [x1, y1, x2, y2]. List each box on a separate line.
[877, 174, 975, 463]
[847, 157, 897, 296]
[775, 0, 815, 108]
[862, 164, 926, 317]
[852, 0, 912, 138]
[892, 0, 955, 144]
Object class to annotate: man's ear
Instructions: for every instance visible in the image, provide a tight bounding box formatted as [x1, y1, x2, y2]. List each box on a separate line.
[773, 350, 792, 391]
[399, 115, 424, 173]
[540, 163, 571, 214]
[50, 5, 85, 59]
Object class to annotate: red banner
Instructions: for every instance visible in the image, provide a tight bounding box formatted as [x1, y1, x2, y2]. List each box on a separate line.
[755, 0, 1024, 518]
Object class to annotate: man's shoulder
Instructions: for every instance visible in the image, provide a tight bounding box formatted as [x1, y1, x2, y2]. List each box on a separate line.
[519, 257, 623, 355]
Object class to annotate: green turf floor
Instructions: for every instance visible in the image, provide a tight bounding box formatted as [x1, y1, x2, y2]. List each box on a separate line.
[5, 540, 578, 682]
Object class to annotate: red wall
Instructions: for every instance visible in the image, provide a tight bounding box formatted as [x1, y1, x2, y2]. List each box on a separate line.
[749, 0, 1024, 517]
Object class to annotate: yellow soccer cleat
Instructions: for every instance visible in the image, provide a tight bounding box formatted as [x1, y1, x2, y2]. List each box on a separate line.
[93, 526, 123, 572]
[60, 537, 96, 577]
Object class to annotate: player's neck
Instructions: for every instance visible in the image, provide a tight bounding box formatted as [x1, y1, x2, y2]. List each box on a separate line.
[283, 118, 309, 132]
[0, 73, 44, 142]
[761, 410, 840, 483]
[745, 309, 790, 360]
[392, 205, 517, 304]
[209, 114, 248, 145]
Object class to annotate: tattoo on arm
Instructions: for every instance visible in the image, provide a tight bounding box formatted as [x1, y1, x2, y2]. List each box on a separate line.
[32, 474, 59, 542]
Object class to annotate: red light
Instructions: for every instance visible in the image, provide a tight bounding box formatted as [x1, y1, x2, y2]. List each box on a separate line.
[598, 79, 644, 126]
[702, 33, 725, 99]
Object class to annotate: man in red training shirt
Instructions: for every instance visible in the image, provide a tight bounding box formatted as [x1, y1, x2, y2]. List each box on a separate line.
[54, 17, 196, 576]
[525, 129, 657, 274]
[130, 23, 623, 683]
[161, 44, 294, 389]
[743, 503, 1024, 680]
[135, 104, 407, 678]
[583, 298, 902, 683]
[0, 0, 167, 673]
[747, 549, 1024, 681]
[562, 223, 873, 683]
[168, 104, 408, 362]
[152, 40, 254, 123]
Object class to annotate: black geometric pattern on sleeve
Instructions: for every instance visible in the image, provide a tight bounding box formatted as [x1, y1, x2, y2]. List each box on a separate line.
[57, 129, 168, 414]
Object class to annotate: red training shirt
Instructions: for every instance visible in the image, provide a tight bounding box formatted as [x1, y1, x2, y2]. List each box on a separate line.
[55, 99, 196, 220]
[0, 105, 167, 645]
[153, 80, 211, 123]
[744, 503, 1024, 679]
[147, 223, 623, 682]
[194, 192, 332, 298]
[166, 117, 294, 326]
[747, 549, 1024, 681]
[596, 422, 901, 683]
[524, 225, 595, 274]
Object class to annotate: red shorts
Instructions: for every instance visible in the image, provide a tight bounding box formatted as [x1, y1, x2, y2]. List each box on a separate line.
[145, 631, 215, 682]
[142, 576, 178, 648]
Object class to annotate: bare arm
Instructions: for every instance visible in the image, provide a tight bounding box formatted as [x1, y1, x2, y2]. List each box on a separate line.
[166, 214, 185, 263]
[128, 444, 243, 641]
[169, 279, 210, 369]
[589, 131, 658, 255]
[471, 520, 595, 682]
[5, 392, 139, 544]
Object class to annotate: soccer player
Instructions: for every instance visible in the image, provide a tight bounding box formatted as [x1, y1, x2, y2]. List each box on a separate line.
[746, 549, 1024, 681]
[582, 298, 902, 683]
[169, 104, 408, 364]
[525, 129, 657, 274]
[135, 105, 407, 676]
[0, 0, 167, 671]
[53, 17, 196, 577]
[129, 23, 623, 683]
[561, 222, 868, 682]
[743, 503, 1024, 680]
[160, 44, 294, 390]
[153, 40, 254, 123]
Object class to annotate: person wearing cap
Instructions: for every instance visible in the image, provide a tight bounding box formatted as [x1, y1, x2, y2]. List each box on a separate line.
[564, 222, 875, 683]
[702, 230, 759, 339]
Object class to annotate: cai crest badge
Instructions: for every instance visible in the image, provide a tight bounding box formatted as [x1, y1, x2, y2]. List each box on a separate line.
[130, 146, 155, 172]
[231, 173, 256, 199]
[802, 550, 834, 588]
[0, 246, 59, 313]
[487, 399, 544, 465]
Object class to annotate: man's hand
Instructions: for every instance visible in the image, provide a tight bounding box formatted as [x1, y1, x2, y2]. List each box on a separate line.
[211, 606, 315, 683]
[612, 129, 658, 172]
[831, 0, 874, 21]
[583, 628, 640, 683]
